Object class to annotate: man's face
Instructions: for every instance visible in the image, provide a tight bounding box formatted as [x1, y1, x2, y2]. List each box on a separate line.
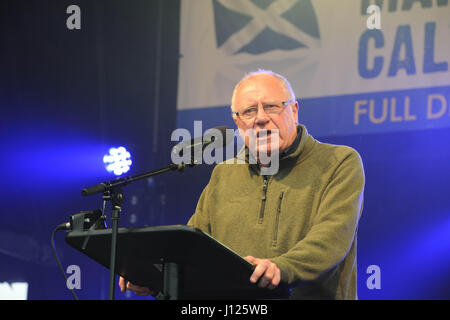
[233, 74, 299, 158]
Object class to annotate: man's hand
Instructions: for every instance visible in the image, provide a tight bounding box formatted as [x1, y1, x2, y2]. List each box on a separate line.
[244, 256, 281, 289]
[118, 276, 153, 296]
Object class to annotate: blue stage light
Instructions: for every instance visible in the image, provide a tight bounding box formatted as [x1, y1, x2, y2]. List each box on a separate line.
[103, 147, 132, 176]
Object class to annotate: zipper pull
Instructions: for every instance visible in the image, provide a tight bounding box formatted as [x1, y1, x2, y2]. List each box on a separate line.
[277, 192, 284, 213]
[262, 176, 268, 200]
[259, 176, 269, 224]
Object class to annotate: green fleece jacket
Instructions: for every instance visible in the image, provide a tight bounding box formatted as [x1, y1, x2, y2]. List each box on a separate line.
[187, 124, 365, 299]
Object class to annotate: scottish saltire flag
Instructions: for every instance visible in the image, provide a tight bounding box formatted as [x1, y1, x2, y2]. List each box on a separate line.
[177, 0, 450, 137]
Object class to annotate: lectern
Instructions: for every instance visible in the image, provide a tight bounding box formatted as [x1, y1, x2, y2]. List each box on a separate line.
[65, 225, 290, 300]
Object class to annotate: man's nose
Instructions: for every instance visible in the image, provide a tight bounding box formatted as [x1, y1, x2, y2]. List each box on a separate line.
[254, 104, 270, 124]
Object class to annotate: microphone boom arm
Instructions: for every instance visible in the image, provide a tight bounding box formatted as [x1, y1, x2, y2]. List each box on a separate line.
[81, 162, 189, 197]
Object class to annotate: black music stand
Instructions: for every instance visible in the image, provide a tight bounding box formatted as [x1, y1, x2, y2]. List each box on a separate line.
[65, 225, 290, 300]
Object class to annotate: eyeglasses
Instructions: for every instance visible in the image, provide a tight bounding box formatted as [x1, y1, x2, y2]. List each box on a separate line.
[232, 100, 296, 121]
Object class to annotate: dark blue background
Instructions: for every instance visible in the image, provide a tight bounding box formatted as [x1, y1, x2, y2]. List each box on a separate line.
[0, 0, 449, 300]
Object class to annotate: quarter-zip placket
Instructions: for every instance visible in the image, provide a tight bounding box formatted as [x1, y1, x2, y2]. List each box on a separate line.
[258, 175, 270, 224]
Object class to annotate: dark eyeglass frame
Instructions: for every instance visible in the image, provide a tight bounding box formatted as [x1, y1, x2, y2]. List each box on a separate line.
[232, 100, 296, 121]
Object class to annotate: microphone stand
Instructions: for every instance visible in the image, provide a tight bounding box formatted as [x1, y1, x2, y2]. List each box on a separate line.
[81, 162, 194, 300]
[80, 127, 230, 300]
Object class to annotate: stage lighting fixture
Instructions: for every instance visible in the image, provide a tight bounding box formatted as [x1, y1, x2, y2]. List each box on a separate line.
[103, 146, 132, 176]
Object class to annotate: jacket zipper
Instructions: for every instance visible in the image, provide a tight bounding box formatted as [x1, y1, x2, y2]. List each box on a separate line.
[258, 176, 269, 224]
[272, 191, 285, 247]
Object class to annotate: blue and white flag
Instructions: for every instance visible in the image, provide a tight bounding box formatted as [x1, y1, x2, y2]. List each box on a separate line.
[177, 0, 450, 137]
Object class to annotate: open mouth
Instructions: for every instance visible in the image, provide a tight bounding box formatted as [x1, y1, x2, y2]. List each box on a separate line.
[256, 130, 272, 138]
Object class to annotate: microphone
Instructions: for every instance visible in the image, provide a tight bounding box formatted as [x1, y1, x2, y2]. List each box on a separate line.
[171, 125, 232, 157]
[81, 126, 233, 197]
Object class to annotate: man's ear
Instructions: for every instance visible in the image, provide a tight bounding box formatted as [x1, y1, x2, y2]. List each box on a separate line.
[292, 101, 299, 124]
[232, 114, 239, 127]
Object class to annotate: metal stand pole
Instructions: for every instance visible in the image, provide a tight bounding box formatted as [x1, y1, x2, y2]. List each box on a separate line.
[105, 190, 123, 300]
[163, 262, 179, 300]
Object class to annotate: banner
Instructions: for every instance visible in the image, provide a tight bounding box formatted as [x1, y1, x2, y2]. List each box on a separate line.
[177, 0, 450, 136]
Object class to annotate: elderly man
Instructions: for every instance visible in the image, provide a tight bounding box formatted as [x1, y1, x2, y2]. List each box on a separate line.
[121, 70, 365, 299]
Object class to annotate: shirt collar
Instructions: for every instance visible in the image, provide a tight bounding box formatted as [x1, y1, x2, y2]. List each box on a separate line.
[280, 126, 302, 159]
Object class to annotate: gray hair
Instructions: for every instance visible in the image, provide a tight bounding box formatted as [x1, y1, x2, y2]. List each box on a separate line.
[230, 69, 296, 112]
